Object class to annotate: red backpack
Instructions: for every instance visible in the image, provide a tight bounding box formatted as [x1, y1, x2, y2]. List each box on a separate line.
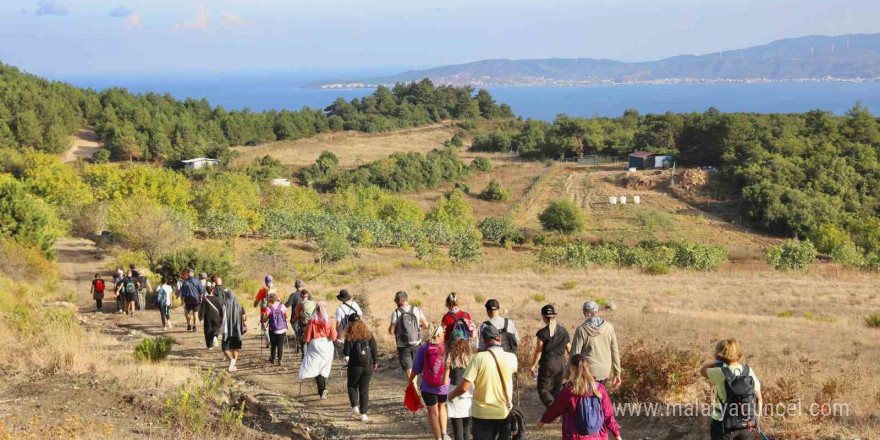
[95, 279, 105, 292]
[422, 343, 447, 387]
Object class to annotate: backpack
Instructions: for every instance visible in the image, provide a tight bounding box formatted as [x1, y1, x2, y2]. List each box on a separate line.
[574, 394, 604, 435]
[123, 278, 137, 295]
[180, 278, 201, 304]
[394, 306, 421, 346]
[446, 311, 471, 341]
[484, 319, 518, 354]
[338, 303, 356, 333]
[721, 366, 759, 432]
[422, 344, 446, 388]
[348, 339, 372, 367]
[509, 408, 526, 440]
[95, 279, 105, 292]
[267, 304, 287, 332]
[299, 300, 316, 325]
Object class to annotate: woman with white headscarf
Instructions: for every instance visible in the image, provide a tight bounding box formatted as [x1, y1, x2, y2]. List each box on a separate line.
[299, 301, 338, 398]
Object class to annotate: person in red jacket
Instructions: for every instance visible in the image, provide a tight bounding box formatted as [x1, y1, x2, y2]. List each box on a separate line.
[537, 354, 623, 440]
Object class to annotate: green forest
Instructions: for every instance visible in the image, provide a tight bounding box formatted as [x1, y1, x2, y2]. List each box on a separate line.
[0, 62, 511, 162]
[469, 107, 880, 260]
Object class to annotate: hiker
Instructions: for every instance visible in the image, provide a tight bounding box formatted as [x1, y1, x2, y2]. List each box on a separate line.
[477, 299, 520, 353]
[91, 273, 105, 311]
[115, 271, 140, 317]
[155, 276, 174, 329]
[285, 279, 312, 351]
[342, 314, 378, 422]
[388, 291, 428, 377]
[335, 289, 363, 339]
[293, 289, 317, 353]
[410, 323, 450, 440]
[136, 273, 152, 312]
[129, 263, 140, 280]
[448, 324, 518, 440]
[200, 280, 225, 350]
[113, 269, 125, 314]
[262, 290, 289, 365]
[446, 330, 474, 440]
[571, 301, 621, 388]
[536, 353, 622, 440]
[179, 268, 205, 332]
[531, 304, 571, 408]
[253, 275, 274, 348]
[199, 272, 211, 290]
[300, 301, 337, 399]
[700, 339, 763, 440]
[441, 293, 476, 345]
[221, 287, 247, 372]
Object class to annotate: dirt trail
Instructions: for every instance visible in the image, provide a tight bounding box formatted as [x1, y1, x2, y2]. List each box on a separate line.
[57, 238, 443, 439]
[63, 128, 101, 163]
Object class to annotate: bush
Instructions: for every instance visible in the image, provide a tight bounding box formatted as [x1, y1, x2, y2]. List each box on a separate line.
[765, 239, 817, 271]
[108, 197, 193, 268]
[449, 228, 483, 263]
[453, 181, 471, 194]
[0, 238, 55, 280]
[134, 336, 175, 362]
[864, 313, 880, 329]
[478, 179, 511, 202]
[469, 157, 493, 172]
[427, 189, 475, 232]
[478, 216, 522, 246]
[91, 148, 111, 163]
[201, 211, 249, 239]
[672, 240, 728, 271]
[586, 244, 620, 266]
[810, 224, 850, 254]
[538, 198, 585, 235]
[163, 368, 244, 435]
[638, 209, 675, 232]
[539, 240, 728, 272]
[614, 339, 701, 403]
[831, 241, 868, 269]
[561, 280, 578, 290]
[643, 261, 670, 275]
[316, 229, 353, 263]
[0, 179, 62, 259]
[155, 246, 237, 288]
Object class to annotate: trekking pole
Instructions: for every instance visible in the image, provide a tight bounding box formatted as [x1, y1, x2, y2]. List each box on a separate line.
[759, 429, 772, 440]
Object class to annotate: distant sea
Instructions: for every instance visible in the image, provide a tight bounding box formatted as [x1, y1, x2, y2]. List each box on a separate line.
[59, 72, 880, 120]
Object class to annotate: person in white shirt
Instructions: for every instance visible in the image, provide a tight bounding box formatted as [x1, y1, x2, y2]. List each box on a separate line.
[477, 299, 520, 353]
[335, 289, 363, 339]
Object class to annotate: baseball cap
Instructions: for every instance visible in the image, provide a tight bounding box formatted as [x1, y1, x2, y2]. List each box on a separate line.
[541, 304, 557, 316]
[485, 299, 500, 311]
[583, 301, 600, 313]
[480, 323, 500, 341]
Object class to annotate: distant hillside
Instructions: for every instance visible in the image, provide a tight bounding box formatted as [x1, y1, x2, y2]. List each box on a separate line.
[311, 33, 880, 88]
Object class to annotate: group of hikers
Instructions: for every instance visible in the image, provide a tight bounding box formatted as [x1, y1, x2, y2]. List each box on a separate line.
[90, 269, 764, 440]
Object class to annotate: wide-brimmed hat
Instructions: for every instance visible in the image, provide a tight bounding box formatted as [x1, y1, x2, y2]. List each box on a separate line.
[337, 289, 352, 301]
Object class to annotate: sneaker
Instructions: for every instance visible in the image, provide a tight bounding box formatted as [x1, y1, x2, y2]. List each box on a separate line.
[320, 390, 328, 399]
[228, 365, 236, 372]
[442, 434, 452, 440]
[208, 346, 215, 351]
[350, 407, 360, 418]
[360, 414, 369, 422]
[341, 365, 349, 371]
[268, 359, 275, 364]
[187, 324, 192, 331]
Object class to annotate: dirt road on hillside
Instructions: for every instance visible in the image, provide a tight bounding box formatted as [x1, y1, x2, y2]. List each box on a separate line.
[63, 128, 101, 163]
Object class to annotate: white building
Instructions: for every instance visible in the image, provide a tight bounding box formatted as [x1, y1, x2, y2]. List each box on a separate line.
[181, 158, 219, 170]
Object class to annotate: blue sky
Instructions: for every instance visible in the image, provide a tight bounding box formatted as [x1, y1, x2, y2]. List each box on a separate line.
[2, 0, 878, 77]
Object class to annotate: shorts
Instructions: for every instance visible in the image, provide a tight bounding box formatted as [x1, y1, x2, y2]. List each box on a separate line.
[222, 336, 242, 351]
[124, 292, 136, 302]
[185, 303, 200, 312]
[422, 391, 448, 406]
[397, 345, 417, 371]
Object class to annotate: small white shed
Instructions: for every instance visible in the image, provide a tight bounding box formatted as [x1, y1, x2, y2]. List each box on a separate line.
[271, 179, 291, 187]
[181, 158, 219, 170]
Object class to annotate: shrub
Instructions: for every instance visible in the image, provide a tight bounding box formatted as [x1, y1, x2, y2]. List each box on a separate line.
[316, 229, 353, 263]
[864, 313, 880, 329]
[108, 197, 194, 268]
[831, 241, 868, 269]
[0, 238, 55, 280]
[473, 293, 487, 303]
[91, 148, 111, 163]
[777, 310, 794, 318]
[614, 339, 701, 403]
[453, 181, 471, 194]
[478, 216, 522, 246]
[765, 239, 817, 271]
[538, 198, 585, 235]
[155, 246, 237, 288]
[561, 280, 578, 290]
[427, 189, 475, 232]
[638, 209, 675, 231]
[643, 261, 670, 275]
[530, 293, 547, 302]
[201, 211, 248, 239]
[134, 336, 175, 362]
[0, 179, 62, 259]
[478, 180, 511, 202]
[415, 239, 437, 260]
[448, 228, 483, 263]
[193, 172, 263, 232]
[469, 157, 493, 172]
[672, 240, 728, 271]
[163, 368, 244, 435]
[587, 244, 620, 266]
[809, 224, 850, 254]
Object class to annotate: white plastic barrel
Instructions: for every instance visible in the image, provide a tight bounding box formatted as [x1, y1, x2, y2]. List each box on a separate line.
[610, 197, 617, 205]
[620, 196, 627, 205]
[634, 196, 641, 204]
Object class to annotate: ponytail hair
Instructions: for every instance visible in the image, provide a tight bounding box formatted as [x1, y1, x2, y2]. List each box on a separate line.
[567, 354, 602, 399]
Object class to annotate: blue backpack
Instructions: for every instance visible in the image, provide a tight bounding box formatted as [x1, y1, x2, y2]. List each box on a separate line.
[574, 394, 604, 435]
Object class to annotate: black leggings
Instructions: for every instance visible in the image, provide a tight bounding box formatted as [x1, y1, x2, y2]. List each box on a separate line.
[451, 417, 472, 440]
[346, 366, 373, 414]
[315, 376, 327, 396]
[204, 320, 219, 348]
[95, 298, 103, 310]
[537, 357, 566, 408]
[269, 333, 286, 361]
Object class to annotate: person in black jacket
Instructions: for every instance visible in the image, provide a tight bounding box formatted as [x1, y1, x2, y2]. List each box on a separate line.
[200, 277, 226, 350]
[342, 314, 378, 422]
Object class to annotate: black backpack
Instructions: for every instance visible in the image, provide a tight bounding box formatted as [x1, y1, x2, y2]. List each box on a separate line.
[509, 408, 526, 440]
[721, 366, 759, 432]
[484, 319, 518, 354]
[338, 303, 356, 333]
[348, 339, 372, 367]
